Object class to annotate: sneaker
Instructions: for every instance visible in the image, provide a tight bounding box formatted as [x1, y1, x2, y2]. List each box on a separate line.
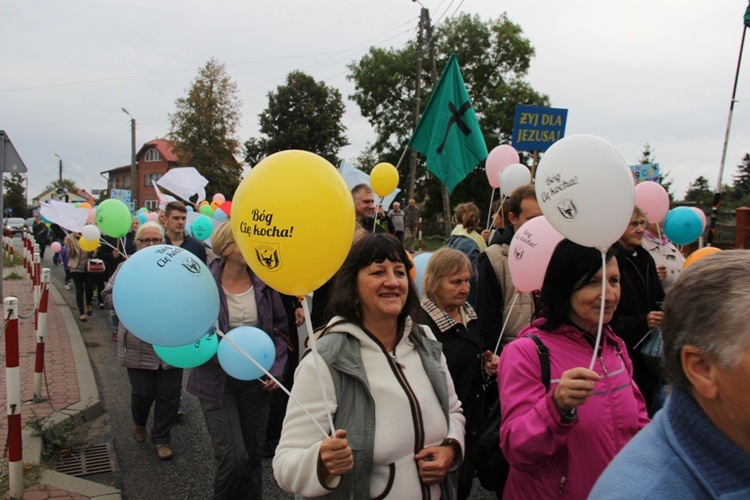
[64, 282, 71, 290]
[132, 425, 146, 443]
[177, 404, 185, 418]
[155, 444, 173, 461]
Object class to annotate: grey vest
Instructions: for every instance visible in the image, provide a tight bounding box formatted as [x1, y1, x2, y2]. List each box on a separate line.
[305, 326, 456, 500]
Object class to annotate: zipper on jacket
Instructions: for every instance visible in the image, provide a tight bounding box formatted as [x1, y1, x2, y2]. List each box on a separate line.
[558, 475, 567, 495]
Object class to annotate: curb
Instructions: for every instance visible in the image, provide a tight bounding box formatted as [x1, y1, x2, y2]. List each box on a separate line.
[22, 282, 121, 498]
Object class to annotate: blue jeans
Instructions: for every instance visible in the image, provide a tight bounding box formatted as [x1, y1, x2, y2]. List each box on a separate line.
[200, 377, 270, 500]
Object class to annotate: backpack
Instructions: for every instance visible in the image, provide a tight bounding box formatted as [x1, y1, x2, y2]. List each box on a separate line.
[475, 334, 550, 493]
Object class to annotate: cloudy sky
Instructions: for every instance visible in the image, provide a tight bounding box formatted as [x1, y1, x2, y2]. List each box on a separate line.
[3, 0, 749, 201]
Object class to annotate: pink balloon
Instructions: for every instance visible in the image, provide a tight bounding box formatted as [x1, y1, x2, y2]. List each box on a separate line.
[50, 241, 62, 253]
[87, 208, 96, 225]
[146, 212, 159, 222]
[634, 181, 669, 223]
[485, 145, 520, 188]
[690, 207, 707, 231]
[508, 216, 565, 293]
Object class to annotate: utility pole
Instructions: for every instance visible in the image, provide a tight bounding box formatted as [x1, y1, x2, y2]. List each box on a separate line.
[122, 108, 137, 209]
[407, 8, 427, 203]
[54, 153, 62, 185]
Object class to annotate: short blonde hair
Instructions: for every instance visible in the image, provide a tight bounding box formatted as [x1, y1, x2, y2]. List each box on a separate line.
[422, 248, 471, 300]
[210, 220, 236, 260]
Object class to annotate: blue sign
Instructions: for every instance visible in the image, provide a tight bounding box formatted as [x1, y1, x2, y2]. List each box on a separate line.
[630, 163, 660, 184]
[512, 105, 568, 152]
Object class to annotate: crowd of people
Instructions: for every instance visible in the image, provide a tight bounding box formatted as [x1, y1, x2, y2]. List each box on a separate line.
[33, 184, 749, 499]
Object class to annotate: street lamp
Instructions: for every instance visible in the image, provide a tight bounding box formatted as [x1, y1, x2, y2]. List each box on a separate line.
[53, 153, 65, 199]
[121, 108, 137, 209]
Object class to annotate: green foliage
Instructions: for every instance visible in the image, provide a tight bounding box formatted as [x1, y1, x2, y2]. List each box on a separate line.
[348, 12, 548, 222]
[3, 271, 23, 280]
[637, 143, 674, 203]
[26, 409, 75, 460]
[168, 58, 243, 199]
[42, 179, 79, 194]
[683, 175, 713, 211]
[3, 173, 27, 218]
[732, 153, 750, 203]
[244, 71, 348, 167]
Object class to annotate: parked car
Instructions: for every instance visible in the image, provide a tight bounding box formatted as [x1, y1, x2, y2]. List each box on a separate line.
[3, 217, 27, 237]
[25, 217, 35, 232]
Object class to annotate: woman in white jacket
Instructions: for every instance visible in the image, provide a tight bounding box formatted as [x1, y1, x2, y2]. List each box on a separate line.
[273, 233, 465, 499]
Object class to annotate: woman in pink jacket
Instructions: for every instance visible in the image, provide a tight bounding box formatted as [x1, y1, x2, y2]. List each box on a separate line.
[498, 240, 649, 499]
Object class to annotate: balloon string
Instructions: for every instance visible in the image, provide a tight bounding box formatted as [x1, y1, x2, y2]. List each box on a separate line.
[215, 328, 329, 439]
[119, 236, 129, 259]
[485, 190, 496, 230]
[493, 292, 519, 356]
[588, 250, 607, 371]
[301, 298, 337, 434]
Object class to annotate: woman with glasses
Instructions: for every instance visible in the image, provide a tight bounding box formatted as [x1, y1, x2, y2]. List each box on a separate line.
[101, 221, 182, 461]
[611, 206, 666, 416]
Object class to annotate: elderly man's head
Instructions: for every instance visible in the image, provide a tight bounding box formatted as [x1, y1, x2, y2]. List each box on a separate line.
[662, 250, 750, 453]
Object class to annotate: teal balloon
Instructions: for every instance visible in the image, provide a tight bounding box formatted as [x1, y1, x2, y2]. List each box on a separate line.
[413, 252, 433, 299]
[137, 213, 148, 224]
[96, 199, 133, 238]
[217, 327, 276, 380]
[154, 332, 219, 368]
[192, 216, 214, 241]
[112, 244, 220, 346]
[663, 207, 703, 245]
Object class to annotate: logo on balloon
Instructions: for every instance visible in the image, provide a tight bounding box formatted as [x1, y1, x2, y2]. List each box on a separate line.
[556, 197, 578, 221]
[178, 254, 203, 276]
[254, 243, 280, 271]
[513, 247, 524, 260]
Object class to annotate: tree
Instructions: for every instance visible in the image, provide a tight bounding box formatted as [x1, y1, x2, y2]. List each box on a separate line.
[683, 176, 713, 211]
[43, 179, 79, 193]
[4, 173, 27, 218]
[732, 153, 750, 202]
[168, 58, 243, 199]
[244, 71, 348, 167]
[348, 13, 548, 226]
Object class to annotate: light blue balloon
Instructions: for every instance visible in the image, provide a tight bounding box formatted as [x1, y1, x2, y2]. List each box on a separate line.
[213, 208, 227, 222]
[663, 207, 703, 245]
[112, 245, 220, 346]
[413, 252, 433, 299]
[192, 216, 214, 241]
[137, 213, 148, 225]
[154, 331, 219, 368]
[217, 326, 276, 380]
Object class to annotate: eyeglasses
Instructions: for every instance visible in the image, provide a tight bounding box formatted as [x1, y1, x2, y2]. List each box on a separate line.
[628, 220, 649, 230]
[137, 238, 164, 245]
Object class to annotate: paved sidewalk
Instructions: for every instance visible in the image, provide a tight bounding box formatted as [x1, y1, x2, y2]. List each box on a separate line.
[0, 262, 120, 499]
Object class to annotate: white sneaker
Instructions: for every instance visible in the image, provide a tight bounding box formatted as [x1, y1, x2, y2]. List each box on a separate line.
[64, 283, 71, 290]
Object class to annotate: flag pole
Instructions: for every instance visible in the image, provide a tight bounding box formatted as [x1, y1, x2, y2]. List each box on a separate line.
[707, 8, 749, 246]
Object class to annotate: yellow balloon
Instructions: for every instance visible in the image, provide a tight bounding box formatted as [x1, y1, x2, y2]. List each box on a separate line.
[683, 246, 721, 269]
[79, 236, 100, 252]
[79, 202, 92, 209]
[231, 150, 355, 296]
[210, 200, 222, 211]
[370, 162, 399, 197]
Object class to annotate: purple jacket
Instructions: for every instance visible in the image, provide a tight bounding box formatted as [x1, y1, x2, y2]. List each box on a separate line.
[498, 319, 649, 499]
[186, 259, 289, 404]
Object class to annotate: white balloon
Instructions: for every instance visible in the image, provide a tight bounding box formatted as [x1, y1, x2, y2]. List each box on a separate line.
[535, 135, 634, 249]
[500, 163, 531, 197]
[81, 224, 101, 242]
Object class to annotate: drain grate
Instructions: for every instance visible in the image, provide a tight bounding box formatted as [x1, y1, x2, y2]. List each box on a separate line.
[55, 442, 118, 477]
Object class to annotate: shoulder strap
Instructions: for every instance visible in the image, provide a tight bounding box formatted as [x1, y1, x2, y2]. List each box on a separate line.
[527, 333, 551, 391]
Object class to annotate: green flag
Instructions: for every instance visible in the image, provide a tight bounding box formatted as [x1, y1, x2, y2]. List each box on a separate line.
[408, 53, 488, 194]
[745, 1, 750, 27]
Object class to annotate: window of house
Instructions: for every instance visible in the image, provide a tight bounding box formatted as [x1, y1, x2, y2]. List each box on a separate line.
[144, 173, 162, 187]
[124, 176, 131, 188]
[145, 200, 158, 210]
[144, 149, 162, 162]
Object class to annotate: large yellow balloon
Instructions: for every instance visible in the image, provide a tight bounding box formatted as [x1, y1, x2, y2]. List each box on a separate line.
[79, 236, 100, 252]
[231, 150, 355, 296]
[683, 246, 721, 269]
[370, 162, 399, 197]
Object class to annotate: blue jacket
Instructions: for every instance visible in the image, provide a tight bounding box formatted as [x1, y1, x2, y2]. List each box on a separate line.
[166, 232, 207, 264]
[590, 387, 750, 499]
[186, 258, 289, 404]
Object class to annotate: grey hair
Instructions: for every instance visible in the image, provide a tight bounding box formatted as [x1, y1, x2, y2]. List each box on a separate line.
[135, 221, 164, 241]
[662, 250, 750, 389]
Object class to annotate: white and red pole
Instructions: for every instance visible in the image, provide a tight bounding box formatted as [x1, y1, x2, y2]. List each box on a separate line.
[4, 297, 23, 499]
[33, 252, 41, 304]
[33, 269, 50, 403]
